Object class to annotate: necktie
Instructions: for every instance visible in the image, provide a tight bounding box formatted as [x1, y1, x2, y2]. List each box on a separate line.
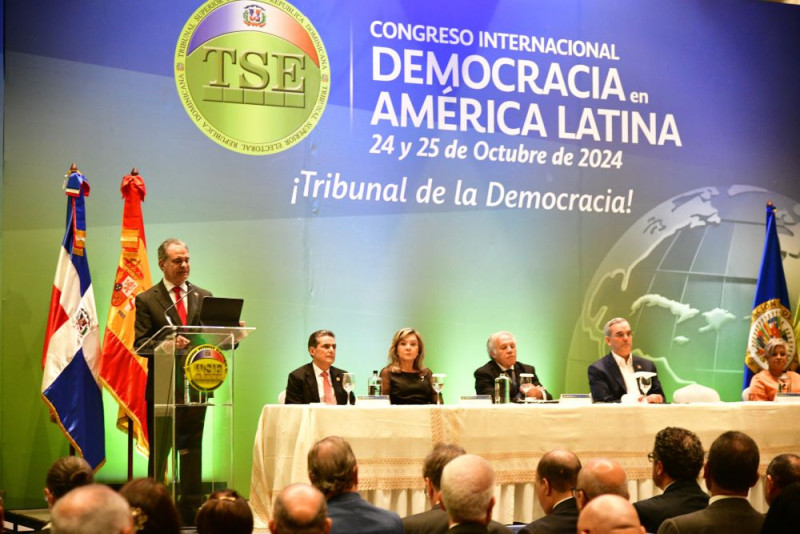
[173, 286, 187, 325]
[321, 371, 336, 405]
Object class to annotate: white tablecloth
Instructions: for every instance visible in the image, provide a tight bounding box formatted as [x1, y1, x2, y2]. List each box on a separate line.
[249, 402, 800, 528]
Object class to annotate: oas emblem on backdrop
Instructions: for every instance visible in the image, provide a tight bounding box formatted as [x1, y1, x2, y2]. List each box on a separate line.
[746, 299, 797, 372]
[185, 344, 229, 392]
[175, 0, 330, 155]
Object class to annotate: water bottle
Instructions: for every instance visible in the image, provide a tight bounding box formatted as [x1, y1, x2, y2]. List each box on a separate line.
[494, 374, 510, 404]
[184, 370, 193, 405]
[368, 370, 382, 396]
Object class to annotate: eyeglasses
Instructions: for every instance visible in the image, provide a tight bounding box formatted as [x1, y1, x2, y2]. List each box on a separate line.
[647, 452, 656, 462]
[571, 487, 584, 500]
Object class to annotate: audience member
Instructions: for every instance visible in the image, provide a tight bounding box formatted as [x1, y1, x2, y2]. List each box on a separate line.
[195, 489, 253, 534]
[633, 427, 708, 533]
[577, 494, 645, 534]
[519, 449, 581, 534]
[286, 330, 353, 405]
[402, 443, 511, 534]
[574, 458, 629, 510]
[270, 483, 331, 534]
[119, 477, 180, 534]
[44, 456, 94, 509]
[474, 331, 551, 402]
[439, 454, 496, 533]
[380, 328, 438, 404]
[308, 436, 403, 534]
[749, 337, 800, 400]
[50, 484, 132, 534]
[764, 453, 800, 505]
[588, 317, 665, 403]
[761, 481, 800, 534]
[657, 431, 763, 534]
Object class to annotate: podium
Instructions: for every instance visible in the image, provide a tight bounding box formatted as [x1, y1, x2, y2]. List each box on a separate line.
[136, 325, 253, 523]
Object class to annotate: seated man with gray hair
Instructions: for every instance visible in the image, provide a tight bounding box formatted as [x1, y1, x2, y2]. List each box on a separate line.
[51, 484, 133, 534]
[439, 454, 497, 533]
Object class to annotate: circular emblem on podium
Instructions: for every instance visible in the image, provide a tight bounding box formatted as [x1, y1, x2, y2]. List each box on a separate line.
[746, 299, 797, 372]
[185, 344, 229, 392]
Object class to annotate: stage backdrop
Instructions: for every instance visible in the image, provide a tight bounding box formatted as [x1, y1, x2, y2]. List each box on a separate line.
[2, 0, 800, 508]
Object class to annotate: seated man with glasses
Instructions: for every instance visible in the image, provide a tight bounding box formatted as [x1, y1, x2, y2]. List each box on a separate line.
[634, 427, 708, 533]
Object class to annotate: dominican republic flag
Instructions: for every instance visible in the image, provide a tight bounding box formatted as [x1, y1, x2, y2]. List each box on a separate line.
[41, 167, 105, 470]
[100, 171, 152, 456]
[743, 202, 795, 391]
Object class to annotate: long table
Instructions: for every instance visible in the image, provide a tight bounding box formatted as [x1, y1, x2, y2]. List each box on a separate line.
[249, 402, 800, 528]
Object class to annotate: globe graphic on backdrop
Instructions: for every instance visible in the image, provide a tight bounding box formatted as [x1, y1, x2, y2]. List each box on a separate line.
[565, 185, 800, 401]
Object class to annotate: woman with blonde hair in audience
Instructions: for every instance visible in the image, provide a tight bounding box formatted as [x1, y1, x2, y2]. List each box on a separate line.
[380, 327, 438, 404]
[196, 489, 254, 534]
[749, 337, 800, 401]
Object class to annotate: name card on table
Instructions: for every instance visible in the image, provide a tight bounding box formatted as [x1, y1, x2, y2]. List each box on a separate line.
[459, 395, 493, 406]
[560, 393, 592, 405]
[356, 395, 391, 406]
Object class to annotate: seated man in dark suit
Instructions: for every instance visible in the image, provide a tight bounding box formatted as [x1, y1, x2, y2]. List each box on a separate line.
[633, 427, 708, 533]
[285, 330, 353, 405]
[440, 454, 498, 534]
[403, 443, 511, 534]
[588, 317, 665, 403]
[474, 331, 551, 402]
[308, 436, 403, 534]
[520, 449, 581, 534]
[764, 453, 800, 506]
[657, 431, 764, 534]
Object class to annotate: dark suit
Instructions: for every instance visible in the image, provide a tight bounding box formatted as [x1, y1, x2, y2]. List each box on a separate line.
[519, 497, 578, 534]
[328, 491, 404, 534]
[134, 279, 212, 524]
[656, 497, 764, 534]
[403, 503, 512, 534]
[285, 362, 353, 405]
[633, 479, 708, 533]
[474, 360, 552, 402]
[587, 353, 665, 403]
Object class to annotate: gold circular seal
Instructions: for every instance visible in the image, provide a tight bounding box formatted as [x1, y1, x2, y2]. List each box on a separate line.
[745, 299, 797, 373]
[184, 344, 228, 392]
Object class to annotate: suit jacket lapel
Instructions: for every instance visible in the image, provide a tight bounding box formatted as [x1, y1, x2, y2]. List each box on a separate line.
[305, 364, 321, 402]
[185, 282, 200, 325]
[604, 354, 627, 394]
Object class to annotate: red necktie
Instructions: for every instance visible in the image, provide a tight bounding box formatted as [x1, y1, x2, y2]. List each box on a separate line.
[173, 286, 187, 325]
[322, 371, 336, 405]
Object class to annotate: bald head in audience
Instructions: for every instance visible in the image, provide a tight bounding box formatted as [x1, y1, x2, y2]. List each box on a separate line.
[440, 454, 496, 527]
[270, 483, 331, 534]
[51, 484, 133, 534]
[578, 494, 644, 534]
[765, 453, 800, 505]
[575, 458, 628, 510]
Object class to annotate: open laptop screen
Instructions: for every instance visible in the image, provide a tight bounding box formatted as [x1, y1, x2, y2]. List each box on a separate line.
[198, 297, 243, 327]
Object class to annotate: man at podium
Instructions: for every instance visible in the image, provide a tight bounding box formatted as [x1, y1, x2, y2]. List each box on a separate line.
[134, 237, 212, 525]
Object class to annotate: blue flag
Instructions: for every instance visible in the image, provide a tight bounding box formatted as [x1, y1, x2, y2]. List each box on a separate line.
[743, 202, 794, 391]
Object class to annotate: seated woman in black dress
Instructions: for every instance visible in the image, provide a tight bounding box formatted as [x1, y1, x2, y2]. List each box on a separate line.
[380, 327, 438, 404]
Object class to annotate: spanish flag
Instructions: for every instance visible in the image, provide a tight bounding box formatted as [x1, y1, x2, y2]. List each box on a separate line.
[99, 171, 152, 455]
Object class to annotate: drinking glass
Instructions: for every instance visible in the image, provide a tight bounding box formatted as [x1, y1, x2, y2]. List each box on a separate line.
[519, 373, 534, 401]
[432, 373, 446, 404]
[634, 371, 656, 398]
[342, 373, 355, 405]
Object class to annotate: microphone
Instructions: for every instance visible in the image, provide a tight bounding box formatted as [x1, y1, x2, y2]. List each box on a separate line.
[165, 286, 196, 327]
